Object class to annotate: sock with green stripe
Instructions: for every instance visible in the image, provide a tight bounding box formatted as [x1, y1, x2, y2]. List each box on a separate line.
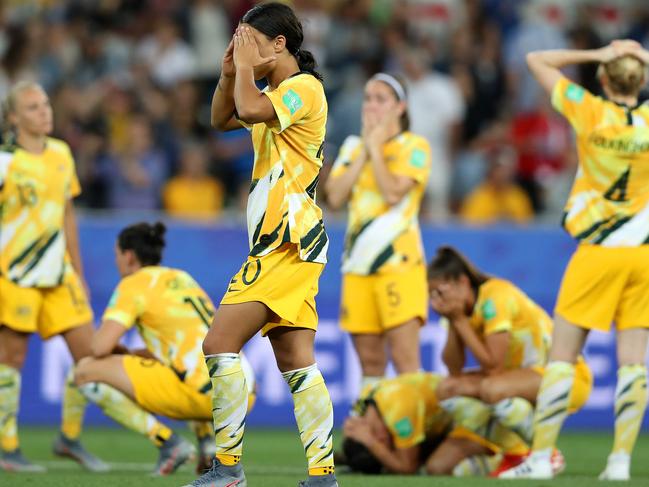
[282, 364, 335, 476]
[205, 353, 248, 466]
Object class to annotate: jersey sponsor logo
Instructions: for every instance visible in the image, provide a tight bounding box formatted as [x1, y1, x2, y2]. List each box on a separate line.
[410, 148, 426, 168]
[282, 89, 303, 115]
[588, 134, 649, 154]
[565, 83, 585, 103]
[394, 417, 413, 438]
[481, 299, 497, 320]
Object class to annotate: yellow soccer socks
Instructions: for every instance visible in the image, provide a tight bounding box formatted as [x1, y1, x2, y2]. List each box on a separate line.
[78, 382, 172, 446]
[440, 396, 491, 434]
[612, 365, 648, 457]
[61, 368, 87, 440]
[492, 397, 534, 444]
[0, 364, 20, 452]
[282, 364, 334, 476]
[205, 353, 248, 466]
[531, 361, 575, 456]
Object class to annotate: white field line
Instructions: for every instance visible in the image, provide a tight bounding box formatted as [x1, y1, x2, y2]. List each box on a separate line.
[39, 460, 304, 475]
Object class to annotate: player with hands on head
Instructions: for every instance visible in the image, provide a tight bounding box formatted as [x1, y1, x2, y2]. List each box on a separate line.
[501, 40, 649, 480]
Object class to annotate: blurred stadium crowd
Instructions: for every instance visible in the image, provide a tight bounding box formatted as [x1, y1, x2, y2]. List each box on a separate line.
[1, 0, 649, 222]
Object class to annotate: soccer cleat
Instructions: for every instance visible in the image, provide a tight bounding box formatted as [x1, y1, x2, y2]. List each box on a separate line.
[551, 448, 566, 476]
[0, 448, 47, 473]
[298, 474, 338, 486]
[181, 458, 247, 486]
[598, 452, 631, 481]
[52, 433, 110, 472]
[196, 435, 217, 474]
[498, 450, 553, 479]
[489, 453, 526, 477]
[152, 433, 195, 476]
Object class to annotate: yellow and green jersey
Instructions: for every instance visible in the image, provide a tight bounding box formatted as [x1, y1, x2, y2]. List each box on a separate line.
[241, 73, 329, 263]
[0, 138, 80, 287]
[358, 372, 450, 449]
[552, 76, 649, 246]
[331, 132, 431, 275]
[103, 266, 215, 391]
[470, 278, 552, 370]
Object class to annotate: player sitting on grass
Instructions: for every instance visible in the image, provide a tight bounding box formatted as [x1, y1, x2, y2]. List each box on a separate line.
[74, 222, 255, 476]
[340, 372, 532, 476]
[427, 246, 593, 474]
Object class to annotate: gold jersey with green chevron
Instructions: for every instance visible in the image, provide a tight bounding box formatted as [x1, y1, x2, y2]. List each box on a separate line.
[331, 132, 431, 275]
[469, 278, 552, 370]
[103, 266, 215, 390]
[356, 372, 450, 449]
[552, 76, 649, 246]
[242, 73, 328, 263]
[0, 138, 80, 287]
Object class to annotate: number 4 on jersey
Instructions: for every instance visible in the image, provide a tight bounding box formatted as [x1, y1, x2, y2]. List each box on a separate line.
[604, 167, 631, 202]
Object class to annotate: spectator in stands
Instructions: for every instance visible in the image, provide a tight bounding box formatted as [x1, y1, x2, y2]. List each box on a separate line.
[460, 146, 533, 225]
[163, 141, 224, 220]
[400, 46, 465, 220]
[101, 114, 169, 210]
[135, 16, 197, 88]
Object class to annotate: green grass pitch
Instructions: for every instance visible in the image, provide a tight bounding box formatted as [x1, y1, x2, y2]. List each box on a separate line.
[2, 427, 648, 486]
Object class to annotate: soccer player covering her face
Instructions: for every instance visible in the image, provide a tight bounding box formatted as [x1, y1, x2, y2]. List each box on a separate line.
[325, 73, 431, 392]
[427, 246, 593, 475]
[341, 372, 537, 477]
[74, 222, 256, 476]
[0, 81, 107, 473]
[501, 40, 649, 481]
[185, 3, 336, 487]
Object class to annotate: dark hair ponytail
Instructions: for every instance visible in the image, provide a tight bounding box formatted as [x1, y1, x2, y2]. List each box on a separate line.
[242, 2, 323, 81]
[117, 221, 166, 266]
[427, 246, 489, 291]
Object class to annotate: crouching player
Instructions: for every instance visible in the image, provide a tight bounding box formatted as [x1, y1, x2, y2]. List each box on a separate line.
[74, 222, 255, 475]
[427, 246, 592, 473]
[341, 372, 532, 476]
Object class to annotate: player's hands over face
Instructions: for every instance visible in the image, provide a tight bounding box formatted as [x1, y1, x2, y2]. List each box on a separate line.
[343, 417, 375, 446]
[430, 280, 469, 319]
[364, 113, 398, 155]
[233, 26, 276, 71]
[221, 37, 236, 78]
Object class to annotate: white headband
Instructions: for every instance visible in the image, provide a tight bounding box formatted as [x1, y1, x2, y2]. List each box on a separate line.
[371, 73, 406, 102]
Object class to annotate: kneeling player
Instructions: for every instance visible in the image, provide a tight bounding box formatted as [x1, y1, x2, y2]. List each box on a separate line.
[75, 222, 255, 475]
[341, 372, 530, 476]
[427, 246, 592, 452]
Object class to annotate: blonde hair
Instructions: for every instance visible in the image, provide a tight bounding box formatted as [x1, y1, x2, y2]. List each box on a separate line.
[599, 55, 647, 96]
[1, 80, 44, 143]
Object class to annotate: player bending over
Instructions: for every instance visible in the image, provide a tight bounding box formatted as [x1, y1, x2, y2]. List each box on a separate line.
[341, 372, 533, 476]
[75, 222, 255, 475]
[501, 39, 649, 482]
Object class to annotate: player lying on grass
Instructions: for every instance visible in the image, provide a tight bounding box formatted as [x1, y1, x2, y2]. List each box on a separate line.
[0, 81, 106, 473]
[427, 246, 592, 462]
[502, 39, 649, 481]
[340, 372, 541, 476]
[74, 222, 256, 475]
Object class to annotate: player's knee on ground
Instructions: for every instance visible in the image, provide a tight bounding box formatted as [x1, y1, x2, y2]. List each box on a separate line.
[479, 376, 509, 404]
